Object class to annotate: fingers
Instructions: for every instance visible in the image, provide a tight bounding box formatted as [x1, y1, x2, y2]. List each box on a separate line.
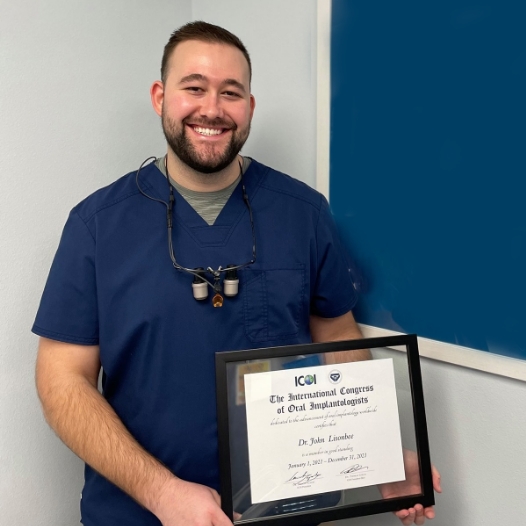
[414, 504, 426, 525]
[396, 504, 435, 525]
[211, 502, 236, 526]
[431, 464, 442, 493]
[424, 506, 436, 519]
[213, 510, 237, 526]
[210, 488, 222, 506]
[396, 507, 416, 525]
[209, 488, 234, 526]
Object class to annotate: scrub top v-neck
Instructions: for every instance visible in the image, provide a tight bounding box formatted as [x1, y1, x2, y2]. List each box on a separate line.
[32, 157, 358, 526]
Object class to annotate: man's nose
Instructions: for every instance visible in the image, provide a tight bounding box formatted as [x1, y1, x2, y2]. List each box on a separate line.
[200, 93, 224, 120]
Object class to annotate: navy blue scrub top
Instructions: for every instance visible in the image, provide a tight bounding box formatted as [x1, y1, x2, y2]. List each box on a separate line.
[33, 159, 358, 525]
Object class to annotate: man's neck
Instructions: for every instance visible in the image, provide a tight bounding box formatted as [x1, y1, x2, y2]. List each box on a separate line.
[165, 151, 242, 192]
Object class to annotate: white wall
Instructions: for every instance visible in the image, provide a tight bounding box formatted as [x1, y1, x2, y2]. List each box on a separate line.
[0, 1, 192, 524]
[2, 1, 524, 525]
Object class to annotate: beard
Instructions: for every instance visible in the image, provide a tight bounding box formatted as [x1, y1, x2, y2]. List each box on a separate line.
[162, 110, 251, 174]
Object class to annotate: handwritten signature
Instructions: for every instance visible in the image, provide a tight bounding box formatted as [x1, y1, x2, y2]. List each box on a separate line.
[285, 471, 323, 486]
[340, 464, 368, 475]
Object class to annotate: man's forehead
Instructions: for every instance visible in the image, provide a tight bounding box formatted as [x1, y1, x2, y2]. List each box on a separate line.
[167, 40, 250, 84]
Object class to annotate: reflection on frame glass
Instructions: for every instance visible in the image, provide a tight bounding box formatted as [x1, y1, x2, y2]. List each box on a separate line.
[216, 335, 434, 526]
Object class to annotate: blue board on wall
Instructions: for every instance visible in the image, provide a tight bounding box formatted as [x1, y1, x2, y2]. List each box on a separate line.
[330, 0, 526, 359]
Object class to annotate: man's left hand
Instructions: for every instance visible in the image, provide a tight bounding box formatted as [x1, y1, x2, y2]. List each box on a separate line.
[379, 449, 442, 525]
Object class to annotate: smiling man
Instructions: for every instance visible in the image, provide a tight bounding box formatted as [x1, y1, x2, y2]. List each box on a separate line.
[153, 35, 255, 184]
[33, 21, 439, 526]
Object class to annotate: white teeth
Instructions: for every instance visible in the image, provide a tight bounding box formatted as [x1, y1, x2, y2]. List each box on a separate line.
[193, 126, 223, 136]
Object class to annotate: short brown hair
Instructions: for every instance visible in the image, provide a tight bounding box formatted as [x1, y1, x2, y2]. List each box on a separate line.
[161, 21, 252, 84]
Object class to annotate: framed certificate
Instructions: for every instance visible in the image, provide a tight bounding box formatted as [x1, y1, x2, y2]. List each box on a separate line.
[215, 334, 435, 525]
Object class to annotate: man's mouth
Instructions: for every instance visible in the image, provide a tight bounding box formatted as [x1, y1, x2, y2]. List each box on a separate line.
[189, 125, 228, 137]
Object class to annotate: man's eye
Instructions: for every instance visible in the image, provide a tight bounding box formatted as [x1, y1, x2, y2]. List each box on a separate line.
[186, 87, 203, 93]
[223, 91, 241, 98]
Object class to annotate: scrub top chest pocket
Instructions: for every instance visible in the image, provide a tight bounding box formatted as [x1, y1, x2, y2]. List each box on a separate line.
[242, 266, 306, 343]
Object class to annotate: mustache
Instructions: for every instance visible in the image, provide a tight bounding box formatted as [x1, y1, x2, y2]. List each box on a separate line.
[183, 117, 237, 130]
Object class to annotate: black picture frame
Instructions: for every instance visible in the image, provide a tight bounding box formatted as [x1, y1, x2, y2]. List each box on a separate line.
[215, 334, 435, 525]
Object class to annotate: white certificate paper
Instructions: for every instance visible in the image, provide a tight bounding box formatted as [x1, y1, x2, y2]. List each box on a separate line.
[244, 359, 405, 503]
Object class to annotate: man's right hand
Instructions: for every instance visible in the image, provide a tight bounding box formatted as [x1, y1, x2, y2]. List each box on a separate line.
[154, 478, 233, 526]
[36, 338, 234, 526]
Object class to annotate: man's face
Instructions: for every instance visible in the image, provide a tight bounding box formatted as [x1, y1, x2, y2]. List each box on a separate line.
[160, 40, 255, 174]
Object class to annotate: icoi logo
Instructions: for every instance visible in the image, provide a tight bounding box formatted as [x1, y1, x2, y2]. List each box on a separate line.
[295, 374, 316, 387]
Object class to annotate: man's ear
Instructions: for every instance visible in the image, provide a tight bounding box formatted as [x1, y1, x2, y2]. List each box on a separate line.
[150, 80, 164, 117]
[249, 94, 256, 119]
